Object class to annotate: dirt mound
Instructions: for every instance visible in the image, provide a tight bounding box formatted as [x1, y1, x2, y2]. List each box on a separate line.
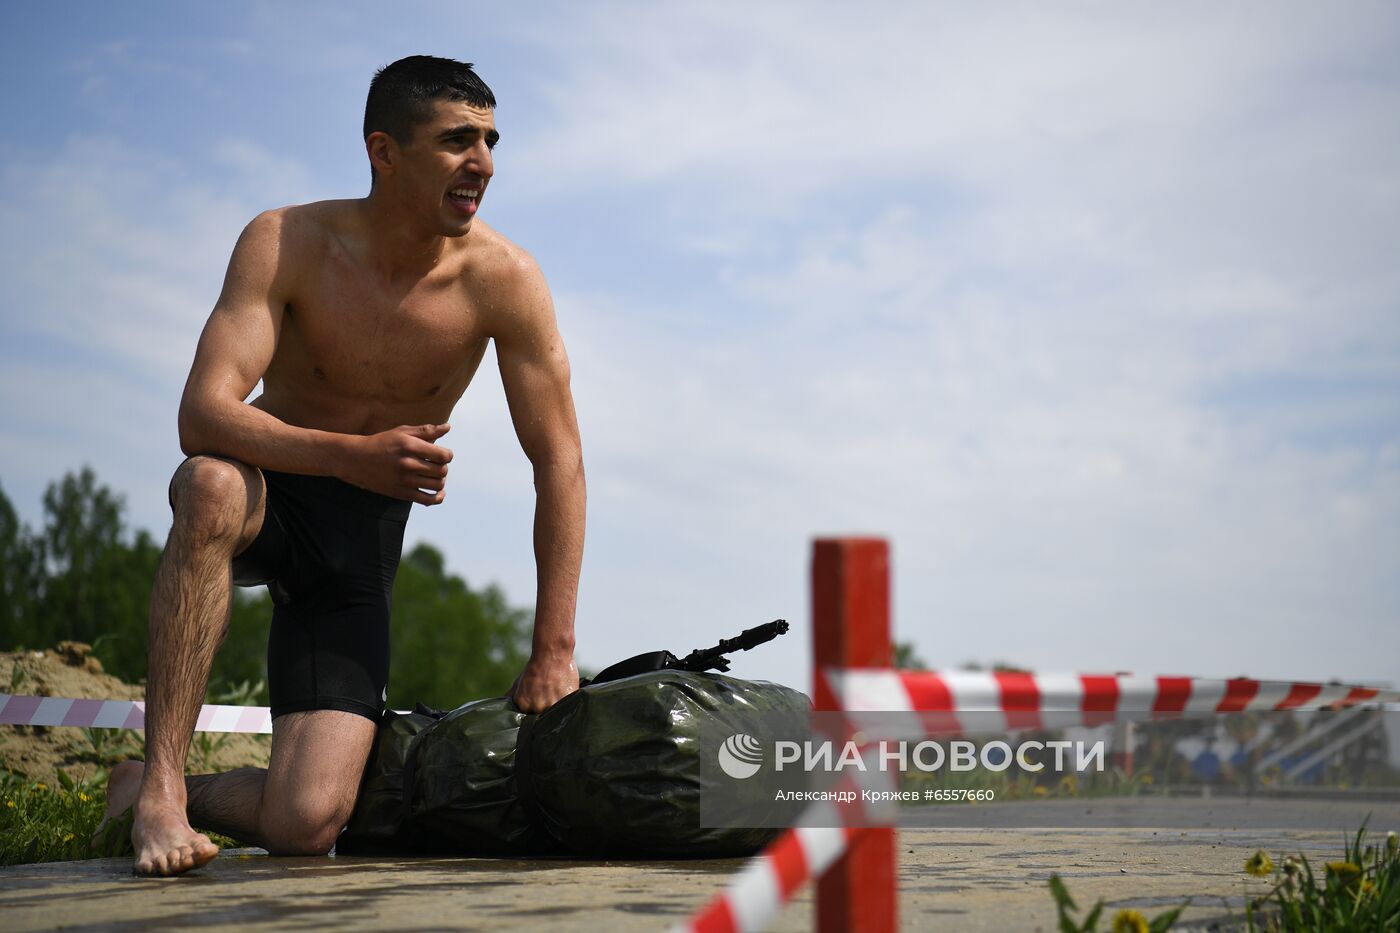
[2, 643, 271, 783]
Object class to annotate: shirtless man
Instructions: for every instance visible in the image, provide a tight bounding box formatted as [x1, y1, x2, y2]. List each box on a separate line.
[102, 56, 585, 875]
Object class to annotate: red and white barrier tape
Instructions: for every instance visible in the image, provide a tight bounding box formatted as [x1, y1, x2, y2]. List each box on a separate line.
[680, 825, 855, 933]
[0, 694, 274, 734]
[823, 669, 1400, 734]
[678, 669, 1399, 933]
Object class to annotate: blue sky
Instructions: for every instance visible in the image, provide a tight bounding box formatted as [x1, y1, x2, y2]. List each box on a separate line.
[2, 2, 1398, 692]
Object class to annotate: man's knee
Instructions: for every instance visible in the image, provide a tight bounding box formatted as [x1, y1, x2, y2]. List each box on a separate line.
[260, 710, 373, 856]
[169, 456, 261, 546]
[261, 798, 354, 856]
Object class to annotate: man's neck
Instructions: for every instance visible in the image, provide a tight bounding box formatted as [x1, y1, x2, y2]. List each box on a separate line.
[358, 191, 456, 280]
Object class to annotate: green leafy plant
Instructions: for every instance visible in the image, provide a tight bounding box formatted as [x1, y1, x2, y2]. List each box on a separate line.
[0, 769, 108, 866]
[1048, 873, 1186, 932]
[79, 726, 142, 766]
[1244, 826, 1400, 931]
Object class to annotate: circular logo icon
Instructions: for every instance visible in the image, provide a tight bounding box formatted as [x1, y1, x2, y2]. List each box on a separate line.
[718, 733, 764, 780]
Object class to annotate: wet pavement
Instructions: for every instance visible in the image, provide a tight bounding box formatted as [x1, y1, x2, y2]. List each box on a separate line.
[1, 797, 1395, 931]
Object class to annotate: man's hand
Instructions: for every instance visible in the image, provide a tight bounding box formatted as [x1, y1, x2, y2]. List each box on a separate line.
[339, 423, 454, 504]
[507, 651, 580, 713]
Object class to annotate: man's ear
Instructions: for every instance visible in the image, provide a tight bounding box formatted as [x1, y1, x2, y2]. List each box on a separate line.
[366, 131, 399, 179]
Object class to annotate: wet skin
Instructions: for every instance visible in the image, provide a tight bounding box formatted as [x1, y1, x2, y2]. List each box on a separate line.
[129, 98, 585, 876]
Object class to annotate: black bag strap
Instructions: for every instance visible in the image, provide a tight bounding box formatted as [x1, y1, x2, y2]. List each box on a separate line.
[581, 650, 678, 687]
[513, 714, 546, 831]
[398, 728, 429, 827]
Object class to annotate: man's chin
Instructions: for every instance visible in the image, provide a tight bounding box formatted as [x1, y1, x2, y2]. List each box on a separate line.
[439, 218, 475, 238]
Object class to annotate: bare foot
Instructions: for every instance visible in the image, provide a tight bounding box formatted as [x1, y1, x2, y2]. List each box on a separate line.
[127, 775, 220, 876]
[91, 760, 144, 852]
[102, 760, 144, 821]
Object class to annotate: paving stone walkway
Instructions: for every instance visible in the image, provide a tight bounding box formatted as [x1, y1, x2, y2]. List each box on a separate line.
[2, 797, 1395, 931]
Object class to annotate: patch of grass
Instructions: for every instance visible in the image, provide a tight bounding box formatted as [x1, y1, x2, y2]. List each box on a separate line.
[1, 768, 246, 867]
[0, 768, 112, 866]
[1244, 825, 1400, 931]
[79, 726, 143, 767]
[1048, 873, 1185, 932]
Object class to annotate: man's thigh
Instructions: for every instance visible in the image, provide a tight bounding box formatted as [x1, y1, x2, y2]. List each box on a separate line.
[263, 709, 376, 830]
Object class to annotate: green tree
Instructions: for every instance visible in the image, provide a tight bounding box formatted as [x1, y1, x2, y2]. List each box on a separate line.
[0, 483, 43, 639]
[387, 542, 531, 709]
[31, 468, 162, 678]
[1, 468, 272, 698]
[893, 640, 928, 670]
[2, 468, 532, 709]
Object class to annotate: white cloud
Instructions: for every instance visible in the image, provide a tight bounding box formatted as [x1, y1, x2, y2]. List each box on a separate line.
[2, 3, 1397, 693]
[497, 3, 1400, 685]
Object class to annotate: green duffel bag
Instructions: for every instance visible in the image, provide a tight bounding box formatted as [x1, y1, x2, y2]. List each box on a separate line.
[339, 700, 556, 857]
[341, 671, 808, 858]
[403, 697, 559, 856]
[522, 670, 810, 858]
[337, 709, 435, 854]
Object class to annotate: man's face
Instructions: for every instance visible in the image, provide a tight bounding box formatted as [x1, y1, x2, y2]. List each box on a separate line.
[395, 99, 497, 235]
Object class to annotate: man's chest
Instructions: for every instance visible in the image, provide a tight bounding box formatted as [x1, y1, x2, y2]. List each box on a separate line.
[276, 266, 489, 401]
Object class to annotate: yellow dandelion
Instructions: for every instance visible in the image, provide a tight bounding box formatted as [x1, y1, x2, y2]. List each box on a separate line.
[63, 833, 74, 842]
[1360, 879, 1376, 898]
[1325, 861, 1362, 886]
[78, 792, 90, 803]
[34, 783, 46, 791]
[1111, 908, 1150, 933]
[5, 799, 14, 808]
[1059, 775, 1079, 796]
[1033, 785, 1049, 797]
[1244, 850, 1274, 877]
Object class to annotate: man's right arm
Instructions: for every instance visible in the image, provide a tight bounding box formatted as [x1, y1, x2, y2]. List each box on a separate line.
[178, 210, 451, 504]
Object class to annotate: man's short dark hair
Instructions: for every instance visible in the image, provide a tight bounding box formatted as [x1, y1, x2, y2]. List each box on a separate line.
[364, 56, 496, 182]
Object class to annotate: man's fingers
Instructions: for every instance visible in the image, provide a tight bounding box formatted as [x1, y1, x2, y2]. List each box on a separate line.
[415, 461, 450, 480]
[410, 488, 446, 506]
[405, 422, 452, 442]
[402, 437, 454, 465]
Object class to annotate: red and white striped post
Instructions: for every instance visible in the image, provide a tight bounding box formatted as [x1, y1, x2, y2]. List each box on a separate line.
[812, 538, 898, 933]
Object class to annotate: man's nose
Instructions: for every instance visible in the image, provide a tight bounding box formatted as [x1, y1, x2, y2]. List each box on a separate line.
[469, 141, 494, 176]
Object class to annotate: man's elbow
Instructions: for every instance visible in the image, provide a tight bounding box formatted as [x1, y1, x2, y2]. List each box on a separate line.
[532, 447, 585, 486]
[177, 402, 214, 456]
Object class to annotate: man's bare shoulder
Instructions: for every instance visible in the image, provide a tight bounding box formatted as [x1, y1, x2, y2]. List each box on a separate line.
[241, 200, 357, 253]
[464, 221, 550, 322]
[226, 200, 370, 295]
[466, 221, 542, 280]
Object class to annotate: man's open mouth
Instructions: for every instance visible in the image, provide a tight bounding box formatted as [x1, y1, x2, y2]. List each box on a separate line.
[447, 186, 480, 213]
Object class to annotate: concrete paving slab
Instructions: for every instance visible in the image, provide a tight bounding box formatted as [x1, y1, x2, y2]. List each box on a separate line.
[1, 798, 1394, 931]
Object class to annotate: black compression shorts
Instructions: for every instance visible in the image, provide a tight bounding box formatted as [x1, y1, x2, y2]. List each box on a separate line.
[214, 469, 411, 723]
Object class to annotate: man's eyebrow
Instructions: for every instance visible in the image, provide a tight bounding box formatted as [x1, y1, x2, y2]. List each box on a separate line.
[438, 123, 501, 145]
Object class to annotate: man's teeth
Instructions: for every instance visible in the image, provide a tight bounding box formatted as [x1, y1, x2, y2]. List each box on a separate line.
[449, 188, 479, 198]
